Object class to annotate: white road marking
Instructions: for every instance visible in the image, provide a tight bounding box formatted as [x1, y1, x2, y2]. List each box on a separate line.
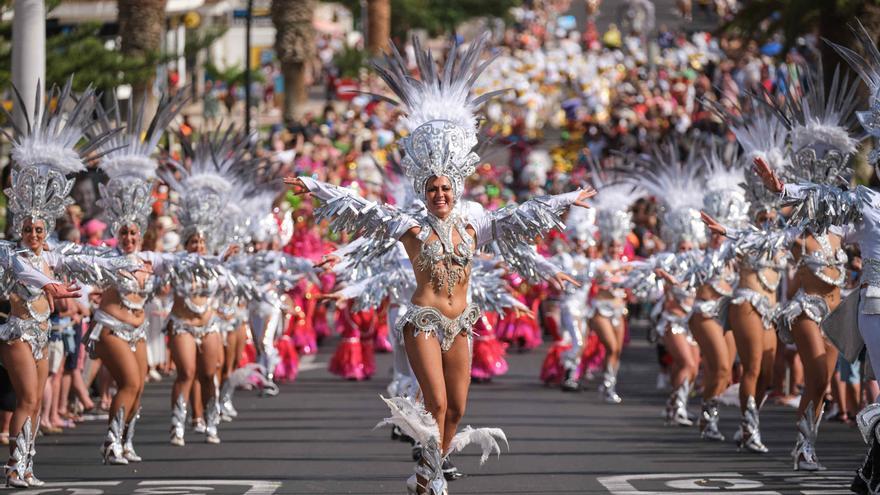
[137, 480, 281, 495]
[598, 471, 852, 494]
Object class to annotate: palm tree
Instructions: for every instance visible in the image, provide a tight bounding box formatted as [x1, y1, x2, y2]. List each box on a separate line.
[367, 0, 390, 54]
[271, 0, 315, 124]
[117, 0, 167, 106]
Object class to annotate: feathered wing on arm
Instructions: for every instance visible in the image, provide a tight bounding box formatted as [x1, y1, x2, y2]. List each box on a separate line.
[300, 177, 418, 267]
[469, 190, 581, 282]
[44, 243, 141, 286]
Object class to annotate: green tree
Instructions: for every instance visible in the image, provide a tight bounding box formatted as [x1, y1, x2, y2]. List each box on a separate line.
[343, 0, 520, 40]
[725, 0, 880, 80]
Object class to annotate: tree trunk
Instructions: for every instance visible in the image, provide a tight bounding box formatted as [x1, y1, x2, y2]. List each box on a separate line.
[271, 0, 315, 125]
[281, 61, 307, 122]
[117, 0, 167, 109]
[367, 0, 390, 55]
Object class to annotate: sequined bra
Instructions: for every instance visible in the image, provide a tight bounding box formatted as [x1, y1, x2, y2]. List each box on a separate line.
[12, 252, 51, 323]
[796, 234, 847, 288]
[414, 214, 475, 297]
[174, 271, 220, 315]
[112, 252, 156, 311]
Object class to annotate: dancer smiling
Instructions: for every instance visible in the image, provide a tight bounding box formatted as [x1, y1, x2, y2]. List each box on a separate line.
[286, 35, 593, 495]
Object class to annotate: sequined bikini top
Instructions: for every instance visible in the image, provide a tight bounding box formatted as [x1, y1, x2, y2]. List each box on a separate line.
[12, 251, 51, 323]
[111, 251, 156, 311]
[174, 269, 220, 315]
[796, 233, 847, 288]
[415, 214, 475, 297]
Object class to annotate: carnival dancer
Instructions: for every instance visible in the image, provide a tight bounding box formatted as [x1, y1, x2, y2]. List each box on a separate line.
[627, 142, 706, 426]
[160, 128, 251, 446]
[688, 145, 747, 441]
[286, 35, 592, 494]
[765, 62, 860, 471]
[702, 95, 793, 454]
[582, 158, 635, 404]
[0, 81, 140, 487]
[751, 22, 880, 490]
[88, 92, 187, 464]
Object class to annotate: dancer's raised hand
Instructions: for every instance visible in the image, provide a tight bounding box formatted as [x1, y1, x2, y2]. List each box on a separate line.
[700, 211, 726, 236]
[753, 157, 783, 193]
[573, 187, 598, 209]
[283, 176, 309, 195]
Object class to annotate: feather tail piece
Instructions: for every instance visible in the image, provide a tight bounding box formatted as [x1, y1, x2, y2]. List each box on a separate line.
[448, 425, 509, 465]
[375, 395, 440, 448]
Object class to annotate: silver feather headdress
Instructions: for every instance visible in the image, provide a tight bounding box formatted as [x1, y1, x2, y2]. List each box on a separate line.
[2, 80, 116, 237]
[162, 125, 248, 247]
[827, 20, 880, 165]
[763, 61, 861, 186]
[706, 93, 790, 216]
[585, 155, 634, 247]
[702, 142, 750, 230]
[94, 92, 187, 237]
[630, 142, 706, 248]
[371, 35, 504, 201]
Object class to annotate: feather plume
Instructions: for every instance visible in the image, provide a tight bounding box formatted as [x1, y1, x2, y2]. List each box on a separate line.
[375, 395, 440, 448]
[448, 425, 509, 465]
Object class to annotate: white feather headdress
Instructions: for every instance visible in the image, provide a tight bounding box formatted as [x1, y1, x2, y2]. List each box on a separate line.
[2, 79, 117, 236]
[630, 142, 706, 248]
[585, 155, 635, 247]
[371, 35, 505, 201]
[162, 125, 248, 246]
[702, 142, 749, 230]
[95, 92, 187, 236]
[764, 62, 861, 186]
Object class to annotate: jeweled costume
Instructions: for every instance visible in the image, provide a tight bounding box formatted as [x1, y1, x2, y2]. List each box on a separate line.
[296, 35, 585, 494]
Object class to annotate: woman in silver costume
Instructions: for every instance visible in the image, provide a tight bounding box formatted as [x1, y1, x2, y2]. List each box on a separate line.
[628, 143, 705, 427]
[761, 63, 859, 471]
[161, 130, 245, 447]
[702, 96, 793, 454]
[0, 83, 137, 487]
[286, 36, 591, 495]
[581, 160, 633, 403]
[86, 93, 187, 465]
[688, 146, 746, 441]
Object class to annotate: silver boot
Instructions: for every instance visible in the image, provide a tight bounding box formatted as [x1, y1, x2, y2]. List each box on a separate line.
[23, 414, 44, 486]
[170, 394, 187, 446]
[792, 402, 825, 471]
[406, 438, 447, 495]
[854, 404, 880, 494]
[665, 380, 692, 426]
[219, 379, 237, 422]
[102, 408, 128, 465]
[5, 417, 31, 488]
[123, 408, 143, 462]
[700, 398, 725, 441]
[205, 396, 221, 444]
[598, 364, 622, 404]
[738, 395, 769, 453]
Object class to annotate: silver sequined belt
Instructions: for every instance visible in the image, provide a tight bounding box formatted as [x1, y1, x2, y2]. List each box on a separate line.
[395, 302, 480, 353]
[88, 309, 147, 353]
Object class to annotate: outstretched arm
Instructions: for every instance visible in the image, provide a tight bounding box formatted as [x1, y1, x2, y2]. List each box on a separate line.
[286, 176, 419, 263]
[468, 188, 594, 284]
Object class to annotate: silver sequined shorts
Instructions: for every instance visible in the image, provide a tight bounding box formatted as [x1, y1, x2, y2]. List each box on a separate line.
[655, 311, 696, 345]
[0, 317, 47, 359]
[396, 302, 480, 353]
[730, 288, 778, 330]
[87, 309, 147, 355]
[587, 299, 626, 327]
[776, 289, 829, 344]
[167, 316, 220, 346]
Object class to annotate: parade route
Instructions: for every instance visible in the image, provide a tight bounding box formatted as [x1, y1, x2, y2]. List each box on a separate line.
[28, 337, 863, 495]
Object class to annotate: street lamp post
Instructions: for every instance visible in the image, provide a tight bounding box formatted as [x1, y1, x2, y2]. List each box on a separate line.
[11, 0, 46, 128]
[244, 0, 253, 134]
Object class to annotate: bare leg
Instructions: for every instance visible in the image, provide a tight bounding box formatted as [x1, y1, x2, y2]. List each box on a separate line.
[730, 303, 774, 411]
[440, 334, 471, 454]
[663, 332, 698, 390]
[170, 333, 197, 410]
[690, 315, 731, 400]
[792, 317, 837, 417]
[95, 332, 145, 424]
[590, 315, 621, 370]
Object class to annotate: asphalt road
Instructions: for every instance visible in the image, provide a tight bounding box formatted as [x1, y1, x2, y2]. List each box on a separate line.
[31, 335, 862, 495]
